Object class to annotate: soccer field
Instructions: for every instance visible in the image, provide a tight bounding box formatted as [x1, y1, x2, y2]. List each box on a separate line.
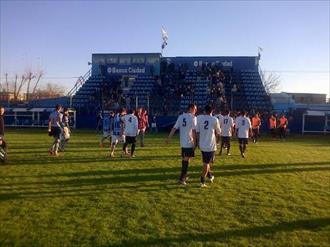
[0, 129, 329, 247]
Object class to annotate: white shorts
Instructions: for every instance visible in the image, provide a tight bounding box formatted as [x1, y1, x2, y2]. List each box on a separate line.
[111, 135, 125, 144]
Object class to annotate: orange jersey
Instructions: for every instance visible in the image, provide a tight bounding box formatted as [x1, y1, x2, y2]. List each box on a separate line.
[279, 117, 288, 128]
[252, 117, 261, 129]
[269, 117, 277, 129]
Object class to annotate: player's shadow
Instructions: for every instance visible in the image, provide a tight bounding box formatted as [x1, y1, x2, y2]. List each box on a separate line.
[5, 154, 181, 166]
[1, 161, 329, 179]
[111, 217, 330, 246]
[1, 162, 329, 190]
[0, 182, 181, 201]
[1, 162, 329, 201]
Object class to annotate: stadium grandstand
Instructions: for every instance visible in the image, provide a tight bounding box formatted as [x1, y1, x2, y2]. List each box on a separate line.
[66, 53, 271, 127]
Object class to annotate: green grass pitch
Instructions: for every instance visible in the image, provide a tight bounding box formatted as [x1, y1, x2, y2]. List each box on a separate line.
[0, 129, 329, 247]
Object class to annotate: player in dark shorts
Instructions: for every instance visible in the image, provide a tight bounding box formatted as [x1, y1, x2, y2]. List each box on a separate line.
[48, 104, 63, 156]
[166, 104, 197, 185]
[235, 110, 252, 158]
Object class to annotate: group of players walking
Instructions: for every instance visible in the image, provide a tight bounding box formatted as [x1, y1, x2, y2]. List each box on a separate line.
[167, 104, 288, 187]
[47, 103, 288, 188]
[99, 108, 148, 158]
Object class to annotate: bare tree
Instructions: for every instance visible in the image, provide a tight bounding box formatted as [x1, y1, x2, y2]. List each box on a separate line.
[32, 83, 65, 100]
[25, 72, 36, 101]
[44, 83, 65, 97]
[259, 68, 281, 95]
[11, 74, 19, 100]
[32, 70, 43, 94]
[16, 75, 26, 99]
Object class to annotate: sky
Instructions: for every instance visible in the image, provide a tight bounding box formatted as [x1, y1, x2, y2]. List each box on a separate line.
[0, 0, 329, 97]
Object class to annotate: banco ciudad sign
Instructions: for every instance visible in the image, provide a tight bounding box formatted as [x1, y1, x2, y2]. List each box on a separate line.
[107, 67, 146, 74]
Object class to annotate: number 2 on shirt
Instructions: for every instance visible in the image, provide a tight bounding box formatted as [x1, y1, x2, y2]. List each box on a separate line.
[204, 120, 209, 130]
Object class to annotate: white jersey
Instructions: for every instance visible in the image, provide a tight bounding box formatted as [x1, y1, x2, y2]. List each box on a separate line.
[220, 115, 234, 137]
[173, 113, 197, 148]
[215, 114, 224, 123]
[235, 116, 252, 138]
[121, 114, 138, 137]
[196, 115, 221, 152]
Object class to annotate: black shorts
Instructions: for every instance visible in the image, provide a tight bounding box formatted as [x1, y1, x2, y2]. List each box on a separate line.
[181, 148, 195, 158]
[201, 151, 215, 164]
[221, 136, 230, 144]
[238, 138, 248, 145]
[51, 127, 61, 139]
[125, 136, 136, 144]
[252, 128, 259, 136]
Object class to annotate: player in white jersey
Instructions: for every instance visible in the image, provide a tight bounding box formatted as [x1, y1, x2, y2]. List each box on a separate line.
[99, 111, 113, 148]
[235, 110, 252, 158]
[166, 104, 197, 185]
[196, 105, 221, 187]
[219, 110, 235, 156]
[110, 108, 125, 157]
[214, 111, 224, 146]
[121, 109, 138, 158]
[48, 104, 63, 156]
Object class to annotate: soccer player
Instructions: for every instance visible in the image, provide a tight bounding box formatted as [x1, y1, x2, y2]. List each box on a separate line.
[59, 108, 70, 151]
[269, 113, 277, 139]
[110, 108, 124, 157]
[251, 113, 261, 143]
[99, 112, 112, 148]
[121, 109, 138, 158]
[215, 110, 224, 146]
[196, 105, 221, 187]
[235, 110, 252, 158]
[48, 104, 63, 156]
[137, 108, 149, 147]
[166, 104, 197, 185]
[219, 109, 234, 156]
[279, 114, 288, 140]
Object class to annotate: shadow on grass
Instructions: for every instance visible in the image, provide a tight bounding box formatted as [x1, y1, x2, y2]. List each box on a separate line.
[0, 164, 330, 201]
[109, 217, 330, 247]
[2, 161, 329, 179]
[0, 182, 181, 201]
[4, 154, 181, 166]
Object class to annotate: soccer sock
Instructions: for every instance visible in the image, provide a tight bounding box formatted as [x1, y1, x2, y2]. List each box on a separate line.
[200, 176, 205, 184]
[131, 143, 136, 155]
[243, 144, 247, 153]
[123, 143, 128, 152]
[220, 143, 224, 154]
[141, 132, 145, 145]
[54, 141, 60, 153]
[227, 143, 231, 154]
[239, 145, 243, 154]
[207, 171, 213, 178]
[51, 140, 57, 152]
[180, 160, 189, 180]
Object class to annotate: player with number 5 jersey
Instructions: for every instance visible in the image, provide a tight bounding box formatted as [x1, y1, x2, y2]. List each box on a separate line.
[166, 104, 197, 185]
